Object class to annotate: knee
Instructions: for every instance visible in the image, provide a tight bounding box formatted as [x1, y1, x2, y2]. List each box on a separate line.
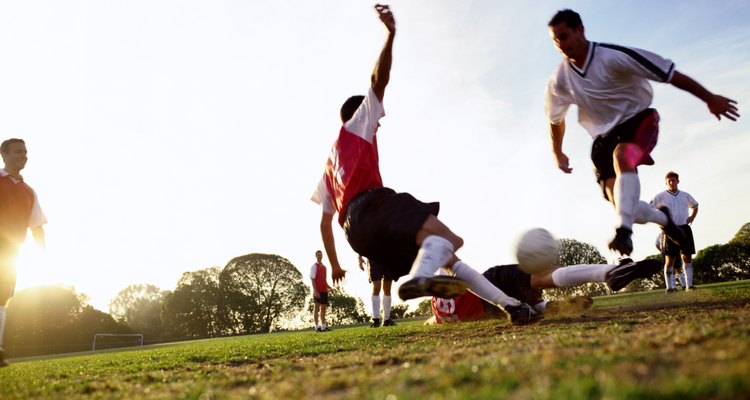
[614, 144, 642, 172]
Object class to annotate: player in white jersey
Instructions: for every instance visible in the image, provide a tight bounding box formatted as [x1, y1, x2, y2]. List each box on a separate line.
[310, 5, 538, 324]
[544, 9, 739, 256]
[651, 172, 699, 291]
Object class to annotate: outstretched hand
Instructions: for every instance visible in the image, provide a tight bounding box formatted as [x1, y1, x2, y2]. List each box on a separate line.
[707, 95, 740, 121]
[555, 152, 573, 173]
[375, 4, 395, 33]
[331, 264, 347, 285]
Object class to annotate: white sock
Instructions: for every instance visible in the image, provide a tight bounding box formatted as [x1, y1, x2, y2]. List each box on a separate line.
[533, 301, 548, 314]
[410, 235, 455, 277]
[685, 263, 693, 287]
[634, 202, 668, 225]
[551, 264, 609, 287]
[322, 324, 327, 330]
[371, 295, 381, 320]
[614, 172, 640, 230]
[677, 271, 686, 287]
[665, 271, 676, 290]
[451, 260, 520, 307]
[0, 306, 5, 347]
[383, 295, 392, 319]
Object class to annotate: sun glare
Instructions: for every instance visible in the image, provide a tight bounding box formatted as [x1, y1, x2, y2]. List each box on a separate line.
[14, 241, 58, 291]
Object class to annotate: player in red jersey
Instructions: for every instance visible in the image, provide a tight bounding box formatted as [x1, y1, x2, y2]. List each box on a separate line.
[429, 258, 661, 324]
[311, 5, 537, 324]
[0, 138, 47, 366]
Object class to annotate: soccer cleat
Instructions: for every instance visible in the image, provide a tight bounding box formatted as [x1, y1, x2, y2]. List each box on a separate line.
[398, 276, 468, 301]
[605, 258, 662, 292]
[608, 227, 633, 255]
[315, 327, 321, 333]
[382, 319, 396, 327]
[0, 349, 7, 367]
[320, 327, 332, 332]
[504, 303, 541, 325]
[547, 296, 594, 314]
[370, 318, 381, 328]
[657, 206, 687, 246]
[666, 288, 679, 293]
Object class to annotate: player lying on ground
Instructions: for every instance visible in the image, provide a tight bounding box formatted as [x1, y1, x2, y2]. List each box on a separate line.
[428, 258, 661, 324]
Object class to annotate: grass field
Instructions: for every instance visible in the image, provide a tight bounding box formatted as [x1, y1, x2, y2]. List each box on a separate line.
[2, 281, 750, 399]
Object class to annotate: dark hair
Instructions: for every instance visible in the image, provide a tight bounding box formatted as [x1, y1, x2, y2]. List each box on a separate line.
[1, 138, 25, 154]
[548, 9, 583, 29]
[340, 95, 365, 123]
[665, 171, 679, 180]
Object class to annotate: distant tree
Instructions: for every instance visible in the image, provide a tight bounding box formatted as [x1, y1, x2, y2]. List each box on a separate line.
[109, 284, 168, 341]
[694, 242, 750, 283]
[731, 222, 750, 244]
[546, 238, 609, 299]
[220, 253, 307, 333]
[5, 286, 129, 358]
[162, 267, 224, 339]
[389, 303, 409, 320]
[406, 299, 433, 318]
[320, 287, 369, 325]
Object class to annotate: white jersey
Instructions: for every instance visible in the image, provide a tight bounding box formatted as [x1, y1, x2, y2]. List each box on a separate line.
[651, 190, 698, 225]
[545, 42, 675, 138]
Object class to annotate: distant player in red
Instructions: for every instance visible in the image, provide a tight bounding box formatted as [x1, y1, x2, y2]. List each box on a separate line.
[545, 9, 739, 256]
[311, 4, 537, 324]
[1, 138, 47, 366]
[430, 258, 661, 324]
[310, 250, 331, 332]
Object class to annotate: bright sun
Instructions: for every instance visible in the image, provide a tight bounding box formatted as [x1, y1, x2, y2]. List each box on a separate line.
[14, 241, 58, 291]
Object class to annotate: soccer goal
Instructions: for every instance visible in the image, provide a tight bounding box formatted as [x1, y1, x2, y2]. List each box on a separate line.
[92, 333, 144, 351]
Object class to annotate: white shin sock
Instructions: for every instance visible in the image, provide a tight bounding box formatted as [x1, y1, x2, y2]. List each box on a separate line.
[451, 260, 520, 307]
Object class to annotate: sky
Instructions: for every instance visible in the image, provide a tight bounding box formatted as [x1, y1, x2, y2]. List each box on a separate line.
[1, 0, 748, 313]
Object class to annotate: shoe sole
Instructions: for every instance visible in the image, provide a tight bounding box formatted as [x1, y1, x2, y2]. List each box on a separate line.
[607, 260, 662, 291]
[398, 276, 468, 300]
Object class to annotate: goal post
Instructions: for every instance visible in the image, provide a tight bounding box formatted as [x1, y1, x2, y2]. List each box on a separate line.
[92, 333, 144, 351]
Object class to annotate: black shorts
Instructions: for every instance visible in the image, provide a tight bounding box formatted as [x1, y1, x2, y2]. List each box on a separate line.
[344, 187, 439, 281]
[591, 108, 660, 199]
[481, 264, 543, 306]
[367, 258, 398, 282]
[663, 224, 696, 256]
[314, 291, 329, 305]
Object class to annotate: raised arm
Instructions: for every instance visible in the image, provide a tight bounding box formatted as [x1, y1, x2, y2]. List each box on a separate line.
[320, 211, 345, 284]
[371, 4, 396, 103]
[550, 120, 573, 173]
[670, 71, 740, 121]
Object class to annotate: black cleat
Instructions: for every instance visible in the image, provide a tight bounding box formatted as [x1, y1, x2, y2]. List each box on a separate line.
[382, 319, 396, 327]
[657, 206, 687, 246]
[504, 303, 541, 325]
[666, 288, 679, 293]
[608, 227, 633, 255]
[370, 318, 381, 328]
[606, 258, 662, 292]
[547, 296, 594, 314]
[398, 276, 468, 301]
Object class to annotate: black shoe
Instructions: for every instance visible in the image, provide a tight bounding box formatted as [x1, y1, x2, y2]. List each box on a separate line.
[504, 303, 541, 325]
[315, 327, 321, 333]
[0, 349, 7, 368]
[398, 276, 468, 301]
[370, 318, 381, 328]
[547, 296, 594, 314]
[657, 206, 687, 246]
[382, 319, 396, 327]
[687, 286, 697, 290]
[608, 227, 633, 255]
[320, 327, 332, 332]
[666, 288, 679, 293]
[606, 258, 662, 292]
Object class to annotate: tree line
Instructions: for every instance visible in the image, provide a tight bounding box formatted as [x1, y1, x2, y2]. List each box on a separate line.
[5, 223, 749, 358]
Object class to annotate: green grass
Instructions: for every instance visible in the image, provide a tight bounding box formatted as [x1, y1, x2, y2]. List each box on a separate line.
[2, 281, 750, 399]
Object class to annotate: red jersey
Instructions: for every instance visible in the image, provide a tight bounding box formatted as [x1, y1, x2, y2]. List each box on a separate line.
[0, 174, 37, 245]
[312, 88, 385, 225]
[310, 262, 329, 293]
[431, 292, 487, 324]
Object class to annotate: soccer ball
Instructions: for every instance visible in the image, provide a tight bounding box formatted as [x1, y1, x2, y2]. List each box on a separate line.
[515, 228, 560, 274]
